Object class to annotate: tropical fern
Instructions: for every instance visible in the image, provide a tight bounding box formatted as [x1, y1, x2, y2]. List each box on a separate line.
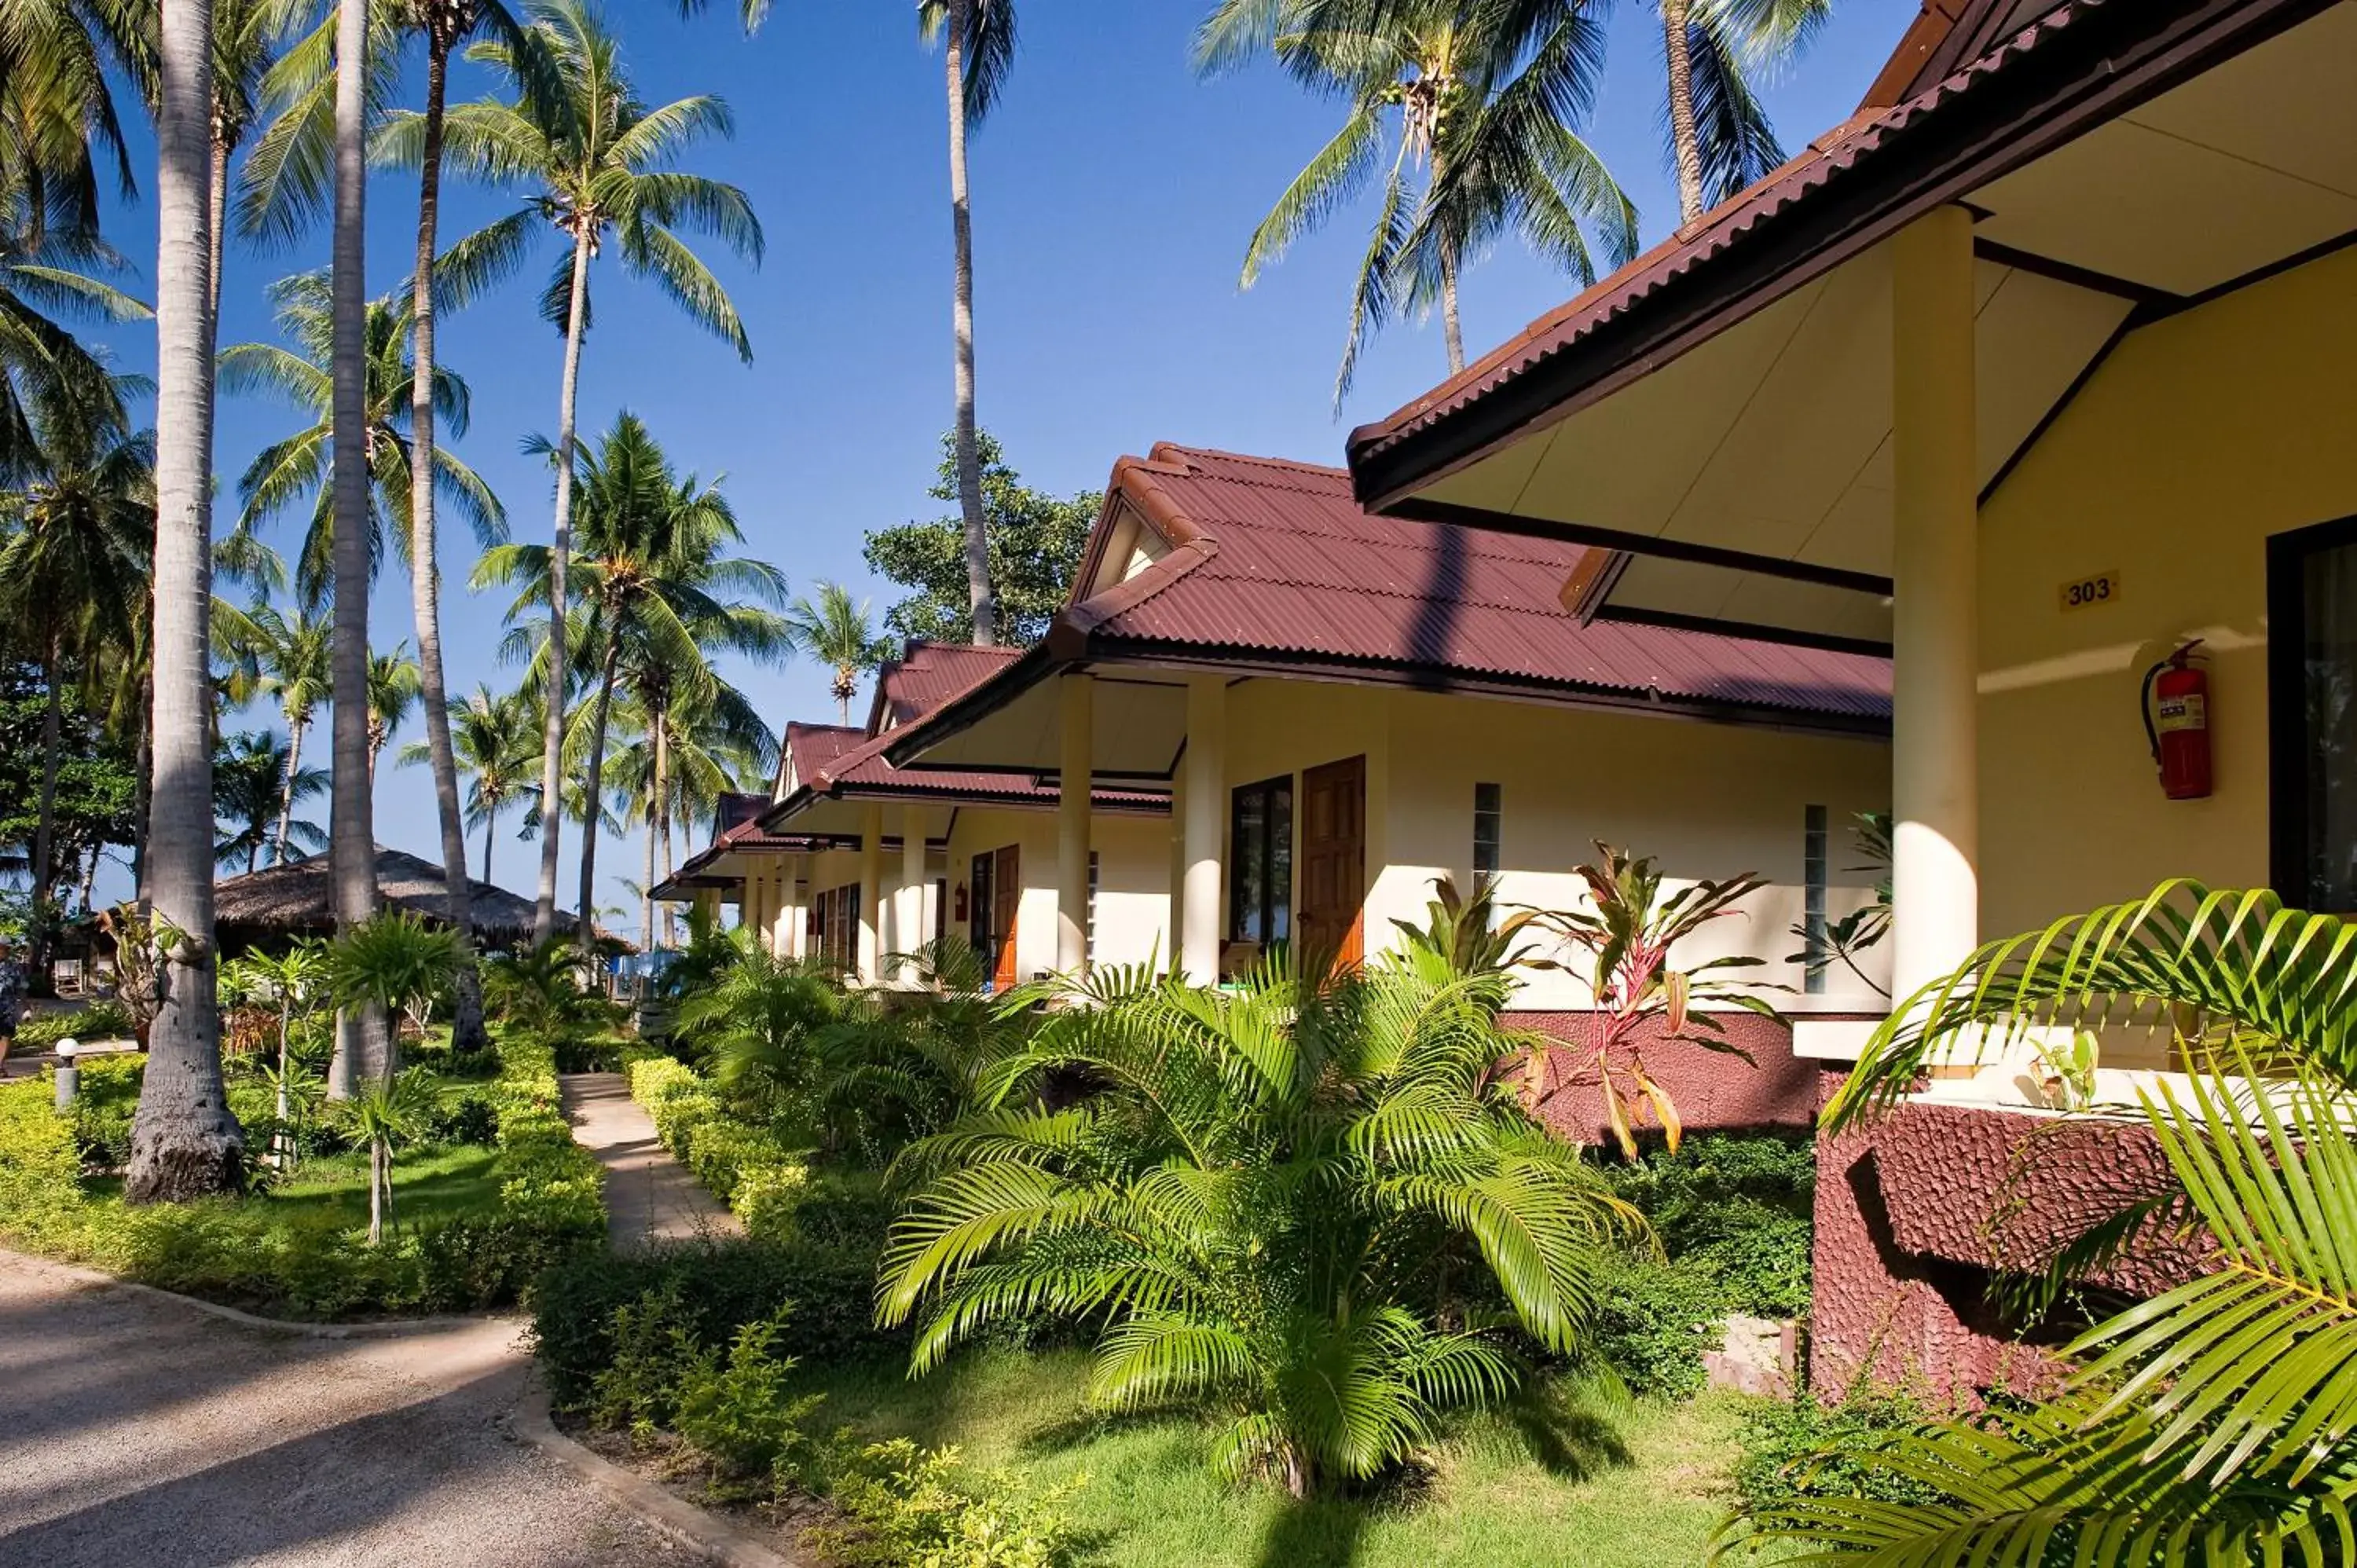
[878, 945, 1641, 1497]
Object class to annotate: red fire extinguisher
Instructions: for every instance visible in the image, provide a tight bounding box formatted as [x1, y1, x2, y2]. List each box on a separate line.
[2140, 639, 2212, 800]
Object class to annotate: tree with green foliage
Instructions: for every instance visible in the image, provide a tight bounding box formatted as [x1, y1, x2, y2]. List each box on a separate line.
[410, 0, 763, 941]
[476, 411, 787, 949]
[233, 602, 333, 865]
[1197, 0, 1633, 397]
[783, 583, 892, 726]
[880, 943, 1641, 1497]
[214, 728, 324, 871]
[365, 643, 421, 778]
[917, 0, 1017, 647]
[219, 270, 505, 606]
[0, 661, 137, 904]
[402, 683, 537, 885]
[863, 430, 1098, 648]
[0, 380, 152, 934]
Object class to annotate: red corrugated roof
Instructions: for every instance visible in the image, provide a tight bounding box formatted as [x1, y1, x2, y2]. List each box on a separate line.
[878, 642, 1025, 727]
[1081, 446, 1890, 721]
[783, 723, 865, 781]
[771, 643, 1168, 813]
[1345, 0, 2107, 474]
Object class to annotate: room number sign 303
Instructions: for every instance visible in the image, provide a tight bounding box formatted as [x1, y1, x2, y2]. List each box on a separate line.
[2058, 570, 2122, 611]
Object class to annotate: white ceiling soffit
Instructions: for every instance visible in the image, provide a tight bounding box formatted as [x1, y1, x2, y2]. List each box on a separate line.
[1415, 2, 2357, 644]
[889, 669, 1191, 781]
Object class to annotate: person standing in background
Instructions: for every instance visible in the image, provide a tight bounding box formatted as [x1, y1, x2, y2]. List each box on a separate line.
[0, 940, 24, 1068]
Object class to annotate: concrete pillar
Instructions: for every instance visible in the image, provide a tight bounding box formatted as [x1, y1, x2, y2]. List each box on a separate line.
[1890, 205, 1980, 1004]
[749, 866, 774, 954]
[692, 886, 720, 927]
[783, 863, 811, 962]
[1168, 768, 1187, 979]
[1057, 673, 1094, 975]
[902, 803, 929, 974]
[784, 855, 807, 959]
[1182, 674, 1225, 984]
[858, 802, 883, 984]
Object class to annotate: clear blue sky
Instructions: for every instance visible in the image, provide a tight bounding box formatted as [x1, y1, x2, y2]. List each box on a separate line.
[84, 0, 1911, 936]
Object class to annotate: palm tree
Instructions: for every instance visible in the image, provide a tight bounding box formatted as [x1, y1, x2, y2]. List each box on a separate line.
[126, 0, 247, 1202]
[1198, 0, 1633, 397]
[0, 382, 152, 946]
[0, 168, 150, 486]
[1650, 0, 1827, 227]
[364, 643, 420, 777]
[1725, 881, 2357, 1564]
[418, 683, 536, 885]
[883, 947, 1640, 1497]
[238, 602, 333, 863]
[606, 683, 768, 950]
[215, 729, 325, 871]
[918, 0, 1011, 647]
[412, 0, 763, 942]
[204, 0, 308, 322]
[477, 411, 787, 947]
[390, 0, 541, 1061]
[783, 582, 890, 726]
[219, 270, 503, 606]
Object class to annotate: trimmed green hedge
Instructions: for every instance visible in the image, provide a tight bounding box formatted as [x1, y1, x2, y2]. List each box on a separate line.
[0, 1033, 605, 1318]
[627, 1055, 812, 1240]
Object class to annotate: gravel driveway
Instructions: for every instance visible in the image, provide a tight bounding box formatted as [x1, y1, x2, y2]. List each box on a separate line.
[0, 1252, 694, 1567]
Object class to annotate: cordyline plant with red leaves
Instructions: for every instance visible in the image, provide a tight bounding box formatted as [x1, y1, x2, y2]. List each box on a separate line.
[1516, 844, 1783, 1157]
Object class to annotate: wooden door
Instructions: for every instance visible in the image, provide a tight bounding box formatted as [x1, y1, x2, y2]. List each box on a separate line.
[992, 844, 1022, 991]
[1297, 755, 1366, 969]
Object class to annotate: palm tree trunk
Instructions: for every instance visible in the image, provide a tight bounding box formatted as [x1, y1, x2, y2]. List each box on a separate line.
[132, 669, 152, 904]
[126, 0, 243, 1202]
[654, 721, 673, 950]
[944, 0, 995, 648]
[481, 804, 495, 885]
[406, 36, 488, 1054]
[207, 136, 229, 327]
[576, 629, 621, 949]
[328, 0, 385, 1094]
[274, 713, 305, 864]
[31, 632, 62, 937]
[1662, 0, 1706, 229]
[533, 227, 592, 943]
[640, 789, 654, 962]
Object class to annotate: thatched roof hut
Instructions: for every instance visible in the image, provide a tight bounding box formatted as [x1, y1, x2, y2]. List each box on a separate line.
[214, 846, 570, 954]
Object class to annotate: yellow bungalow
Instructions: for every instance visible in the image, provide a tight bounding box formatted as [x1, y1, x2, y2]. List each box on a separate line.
[889, 444, 1895, 1138]
[658, 641, 1171, 988]
[1332, 0, 2357, 1390]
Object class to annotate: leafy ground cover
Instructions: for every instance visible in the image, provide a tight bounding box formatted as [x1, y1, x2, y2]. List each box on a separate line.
[796, 1346, 1753, 1568]
[0, 1032, 602, 1317]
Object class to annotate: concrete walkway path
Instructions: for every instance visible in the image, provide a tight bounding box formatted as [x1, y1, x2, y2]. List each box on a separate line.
[561, 1072, 740, 1252]
[0, 1251, 694, 1567]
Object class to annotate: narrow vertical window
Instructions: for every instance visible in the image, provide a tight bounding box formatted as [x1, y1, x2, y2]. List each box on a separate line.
[2271, 518, 2357, 908]
[1803, 804, 1830, 995]
[1229, 775, 1294, 943]
[1086, 851, 1101, 962]
[1473, 782, 1503, 881]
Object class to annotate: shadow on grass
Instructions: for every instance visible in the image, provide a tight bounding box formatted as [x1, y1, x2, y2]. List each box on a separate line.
[1251, 1493, 1369, 1568]
[1500, 1377, 1637, 1481]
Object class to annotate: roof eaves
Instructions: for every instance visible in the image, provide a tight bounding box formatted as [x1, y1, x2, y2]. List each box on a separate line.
[1343, 0, 2320, 508]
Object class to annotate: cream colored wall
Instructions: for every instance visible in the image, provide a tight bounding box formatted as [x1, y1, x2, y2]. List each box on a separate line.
[1214, 678, 1891, 1008]
[1976, 244, 2357, 937]
[941, 805, 1173, 980]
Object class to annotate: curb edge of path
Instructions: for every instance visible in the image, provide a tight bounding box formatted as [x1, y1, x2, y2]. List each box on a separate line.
[508, 1382, 805, 1568]
[0, 1245, 499, 1338]
[2, 1244, 808, 1567]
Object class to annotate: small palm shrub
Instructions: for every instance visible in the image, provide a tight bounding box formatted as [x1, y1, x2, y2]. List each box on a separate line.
[879, 945, 1644, 1497]
[485, 938, 610, 1060]
[814, 937, 1035, 1162]
[675, 943, 841, 1130]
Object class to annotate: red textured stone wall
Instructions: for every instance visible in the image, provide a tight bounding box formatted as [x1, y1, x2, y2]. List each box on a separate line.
[1502, 1011, 1819, 1142]
[1809, 1073, 2205, 1401]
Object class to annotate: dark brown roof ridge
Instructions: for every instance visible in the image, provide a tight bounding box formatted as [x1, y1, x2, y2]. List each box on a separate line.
[1343, 0, 2143, 489]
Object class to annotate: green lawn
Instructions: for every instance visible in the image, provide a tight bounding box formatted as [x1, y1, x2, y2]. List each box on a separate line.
[794, 1347, 1754, 1568]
